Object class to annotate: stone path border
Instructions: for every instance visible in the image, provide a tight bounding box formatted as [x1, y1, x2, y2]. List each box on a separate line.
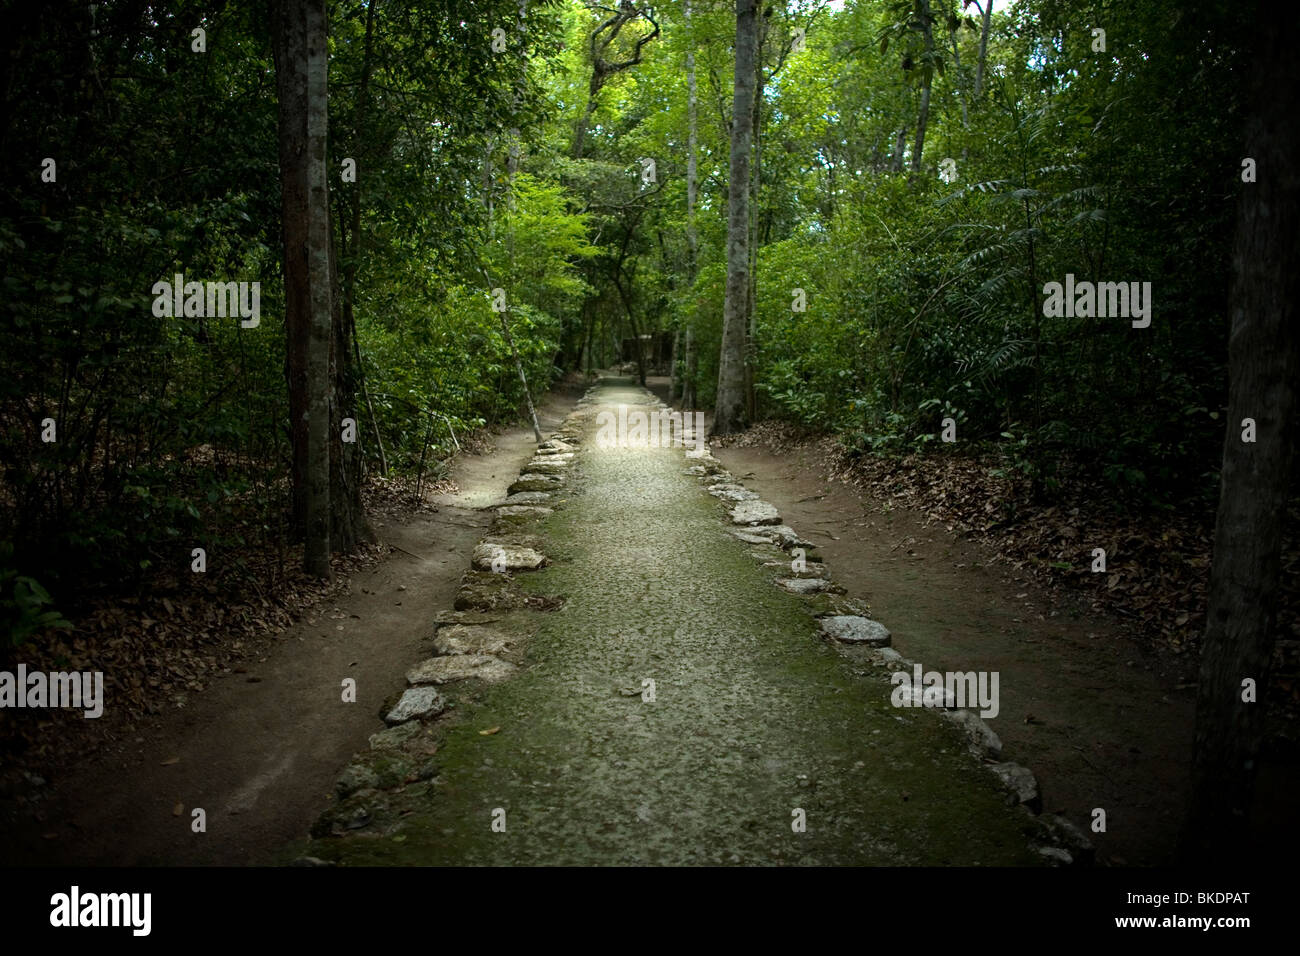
[657, 390, 1094, 867]
[304, 380, 1091, 865]
[304, 386, 601, 846]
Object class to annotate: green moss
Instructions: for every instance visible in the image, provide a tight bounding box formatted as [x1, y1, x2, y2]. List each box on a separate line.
[305, 384, 1041, 866]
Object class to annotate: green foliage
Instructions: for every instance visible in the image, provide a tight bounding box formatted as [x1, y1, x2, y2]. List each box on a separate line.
[0, 0, 1251, 605]
[0, 545, 71, 647]
[0, 0, 578, 598]
[653, 0, 1245, 508]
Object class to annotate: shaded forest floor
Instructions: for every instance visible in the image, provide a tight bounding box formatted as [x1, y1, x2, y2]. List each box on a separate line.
[2, 372, 1294, 865]
[696, 396, 1300, 744]
[0, 382, 585, 864]
[720, 420, 1300, 680]
[299, 378, 1044, 866]
[639, 377, 1295, 865]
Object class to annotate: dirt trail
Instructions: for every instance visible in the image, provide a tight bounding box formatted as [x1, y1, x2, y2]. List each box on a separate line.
[4, 373, 1220, 867]
[0, 389, 578, 866]
[702, 434, 1196, 866]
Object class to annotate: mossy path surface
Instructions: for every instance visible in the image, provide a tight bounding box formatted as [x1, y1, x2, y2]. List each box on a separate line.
[304, 380, 1041, 866]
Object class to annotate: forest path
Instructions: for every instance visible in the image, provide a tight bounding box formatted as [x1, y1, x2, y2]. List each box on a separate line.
[301, 378, 1042, 865]
[0, 390, 581, 866]
[703, 437, 1196, 866]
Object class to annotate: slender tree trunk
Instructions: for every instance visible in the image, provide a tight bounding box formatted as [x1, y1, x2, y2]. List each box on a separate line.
[683, 0, 699, 411]
[344, 0, 387, 479]
[274, 0, 332, 578]
[911, 0, 934, 175]
[974, 0, 993, 99]
[669, 329, 679, 398]
[329, 0, 376, 547]
[1180, 9, 1300, 863]
[684, 331, 697, 406]
[274, 0, 309, 538]
[613, 268, 647, 386]
[573, 88, 598, 160]
[328, 211, 373, 551]
[304, 0, 333, 573]
[745, 6, 767, 423]
[891, 124, 908, 172]
[948, 18, 969, 128]
[483, 137, 495, 218]
[581, 305, 593, 375]
[1025, 192, 1045, 494]
[505, 0, 542, 442]
[481, 8, 542, 446]
[507, 0, 528, 189]
[715, 0, 758, 436]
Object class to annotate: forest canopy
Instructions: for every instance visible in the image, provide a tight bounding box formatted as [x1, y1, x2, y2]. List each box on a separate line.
[0, 0, 1259, 622]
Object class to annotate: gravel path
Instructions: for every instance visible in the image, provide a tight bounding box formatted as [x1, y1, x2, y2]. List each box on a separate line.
[305, 380, 1042, 866]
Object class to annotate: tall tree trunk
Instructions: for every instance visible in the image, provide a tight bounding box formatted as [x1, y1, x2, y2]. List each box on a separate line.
[1180, 8, 1300, 863]
[505, 0, 543, 442]
[331, 0, 376, 546]
[715, 0, 758, 436]
[974, 0, 993, 99]
[343, 0, 386, 478]
[669, 329, 678, 398]
[891, 124, 908, 172]
[480, 8, 542, 446]
[274, 0, 309, 539]
[274, 0, 332, 578]
[948, 17, 969, 128]
[329, 211, 371, 552]
[745, 5, 767, 424]
[580, 303, 593, 374]
[683, 0, 699, 411]
[911, 0, 934, 175]
[614, 275, 647, 386]
[507, 0, 528, 189]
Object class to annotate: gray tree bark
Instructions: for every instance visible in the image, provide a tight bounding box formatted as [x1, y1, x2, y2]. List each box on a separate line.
[974, 0, 993, 99]
[274, 0, 332, 578]
[715, 0, 758, 436]
[891, 124, 908, 172]
[683, 0, 699, 411]
[910, 0, 935, 174]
